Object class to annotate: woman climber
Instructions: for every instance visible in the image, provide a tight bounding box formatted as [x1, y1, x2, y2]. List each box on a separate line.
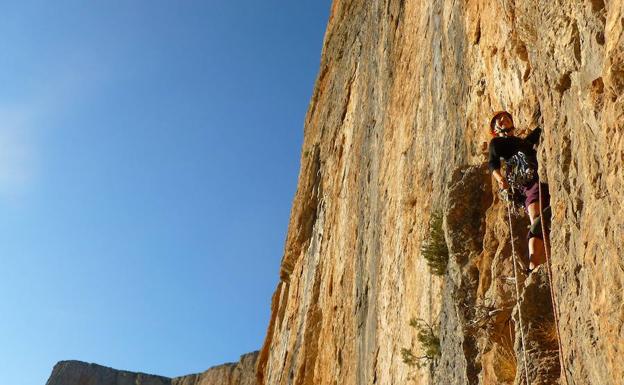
[488, 110, 550, 272]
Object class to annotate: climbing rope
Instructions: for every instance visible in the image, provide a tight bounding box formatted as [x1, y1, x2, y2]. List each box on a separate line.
[504, 190, 531, 385]
[538, 183, 570, 385]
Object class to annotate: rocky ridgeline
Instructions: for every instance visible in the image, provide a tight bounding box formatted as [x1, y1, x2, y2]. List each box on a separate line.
[45, 352, 258, 385]
[256, 1, 623, 385]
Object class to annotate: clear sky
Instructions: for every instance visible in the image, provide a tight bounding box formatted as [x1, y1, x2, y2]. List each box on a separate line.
[0, 1, 331, 384]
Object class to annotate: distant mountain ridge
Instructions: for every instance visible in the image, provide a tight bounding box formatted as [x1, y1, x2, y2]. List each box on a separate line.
[45, 351, 258, 385]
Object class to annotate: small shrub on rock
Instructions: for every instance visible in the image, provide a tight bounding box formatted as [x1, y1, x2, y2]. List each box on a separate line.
[401, 318, 441, 370]
[421, 210, 449, 276]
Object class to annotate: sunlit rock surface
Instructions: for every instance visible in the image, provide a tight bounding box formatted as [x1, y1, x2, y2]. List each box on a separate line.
[257, 1, 623, 384]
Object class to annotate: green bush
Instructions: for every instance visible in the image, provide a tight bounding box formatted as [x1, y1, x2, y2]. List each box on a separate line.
[421, 209, 449, 276]
[400, 347, 418, 367]
[401, 318, 441, 369]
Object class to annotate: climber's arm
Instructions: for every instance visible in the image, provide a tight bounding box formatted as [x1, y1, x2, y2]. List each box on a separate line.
[492, 168, 509, 190]
[488, 139, 509, 190]
[525, 126, 542, 145]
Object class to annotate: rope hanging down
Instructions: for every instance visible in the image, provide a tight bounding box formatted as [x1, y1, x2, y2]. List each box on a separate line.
[538, 183, 570, 385]
[505, 191, 531, 385]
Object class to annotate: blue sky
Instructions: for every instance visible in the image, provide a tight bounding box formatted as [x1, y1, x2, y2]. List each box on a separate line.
[0, 1, 331, 384]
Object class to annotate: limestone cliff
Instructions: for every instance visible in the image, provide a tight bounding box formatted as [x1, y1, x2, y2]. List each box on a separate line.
[257, 1, 623, 385]
[45, 352, 258, 385]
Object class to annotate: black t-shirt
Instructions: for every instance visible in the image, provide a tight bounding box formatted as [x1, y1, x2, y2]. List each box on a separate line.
[488, 127, 542, 172]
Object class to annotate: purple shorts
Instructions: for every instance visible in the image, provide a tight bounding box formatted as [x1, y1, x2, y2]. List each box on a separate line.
[520, 181, 549, 210]
[521, 181, 550, 241]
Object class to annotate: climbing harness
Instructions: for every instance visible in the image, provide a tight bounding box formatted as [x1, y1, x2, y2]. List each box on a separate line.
[538, 183, 570, 385]
[504, 190, 531, 385]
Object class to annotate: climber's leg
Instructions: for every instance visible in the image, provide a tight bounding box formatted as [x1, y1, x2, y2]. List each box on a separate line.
[527, 201, 540, 224]
[529, 236, 546, 269]
[523, 182, 550, 219]
[523, 181, 551, 271]
[530, 207, 551, 237]
[527, 202, 547, 270]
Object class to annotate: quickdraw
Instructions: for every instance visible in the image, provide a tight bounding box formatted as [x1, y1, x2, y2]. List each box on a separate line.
[499, 188, 524, 217]
[505, 151, 537, 190]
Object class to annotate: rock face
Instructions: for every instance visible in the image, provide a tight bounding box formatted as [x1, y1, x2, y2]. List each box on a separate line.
[45, 352, 259, 385]
[257, 1, 623, 385]
[172, 352, 258, 385]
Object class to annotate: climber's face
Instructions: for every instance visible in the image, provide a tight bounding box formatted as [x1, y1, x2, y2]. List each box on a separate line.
[495, 114, 514, 136]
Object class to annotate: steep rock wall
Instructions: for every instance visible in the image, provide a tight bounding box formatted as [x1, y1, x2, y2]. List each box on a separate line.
[45, 352, 258, 385]
[257, 1, 623, 385]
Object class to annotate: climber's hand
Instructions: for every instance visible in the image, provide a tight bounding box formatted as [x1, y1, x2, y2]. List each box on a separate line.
[498, 178, 510, 190]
